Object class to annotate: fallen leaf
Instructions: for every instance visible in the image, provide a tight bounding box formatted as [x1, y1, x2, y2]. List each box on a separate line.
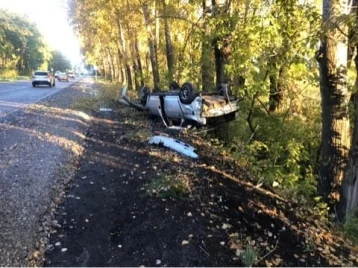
[265, 260, 272, 267]
[222, 223, 232, 230]
[272, 258, 282, 266]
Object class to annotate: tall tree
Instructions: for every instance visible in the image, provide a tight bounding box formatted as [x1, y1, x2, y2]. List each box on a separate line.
[163, 0, 175, 81]
[339, 0, 358, 218]
[49, 50, 71, 72]
[317, 0, 351, 202]
[141, 1, 160, 91]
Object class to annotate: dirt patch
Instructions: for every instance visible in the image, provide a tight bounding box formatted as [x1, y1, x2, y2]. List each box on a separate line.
[44, 102, 358, 267]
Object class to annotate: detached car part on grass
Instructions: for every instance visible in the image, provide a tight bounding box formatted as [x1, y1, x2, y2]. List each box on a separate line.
[149, 135, 199, 159]
[121, 82, 239, 128]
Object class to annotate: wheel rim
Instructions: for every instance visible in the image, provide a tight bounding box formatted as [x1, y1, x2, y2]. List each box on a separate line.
[182, 87, 189, 99]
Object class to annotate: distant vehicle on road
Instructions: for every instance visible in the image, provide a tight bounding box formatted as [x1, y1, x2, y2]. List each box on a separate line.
[67, 71, 75, 79]
[54, 71, 61, 78]
[32, 71, 55, 88]
[57, 72, 69, 82]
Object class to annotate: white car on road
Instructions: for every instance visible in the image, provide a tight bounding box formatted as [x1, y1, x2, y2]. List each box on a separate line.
[32, 71, 55, 88]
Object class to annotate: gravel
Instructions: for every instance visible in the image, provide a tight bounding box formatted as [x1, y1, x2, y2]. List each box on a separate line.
[0, 77, 96, 266]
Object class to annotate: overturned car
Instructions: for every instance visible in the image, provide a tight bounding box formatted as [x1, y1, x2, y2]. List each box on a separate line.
[121, 82, 239, 128]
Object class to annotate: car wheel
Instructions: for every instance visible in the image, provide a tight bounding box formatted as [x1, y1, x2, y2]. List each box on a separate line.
[32, 83, 36, 88]
[140, 86, 151, 106]
[179, 82, 197, 104]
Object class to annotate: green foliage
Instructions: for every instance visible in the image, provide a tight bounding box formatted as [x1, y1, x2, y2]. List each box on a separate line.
[0, 9, 50, 75]
[147, 174, 191, 199]
[240, 243, 259, 267]
[49, 51, 72, 72]
[344, 209, 358, 245]
[230, 99, 321, 201]
[0, 68, 18, 80]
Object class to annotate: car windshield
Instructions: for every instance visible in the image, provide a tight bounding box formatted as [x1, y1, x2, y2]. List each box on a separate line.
[34, 72, 48, 76]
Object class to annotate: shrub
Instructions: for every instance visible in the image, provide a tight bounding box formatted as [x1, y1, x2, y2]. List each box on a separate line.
[147, 174, 191, 199]
[344, 210, 358, 245]
[229, 99, 321, 202]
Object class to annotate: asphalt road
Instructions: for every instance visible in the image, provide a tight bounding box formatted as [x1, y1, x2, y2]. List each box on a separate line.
[0, 79, 78, 118]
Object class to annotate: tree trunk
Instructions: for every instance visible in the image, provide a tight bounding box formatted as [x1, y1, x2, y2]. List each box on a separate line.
[340, 88, 358, 218]
[269, 62, 284, 112]
[142, 2, 160, 91]
[135, 39, 144, 87]
[212, 0, 231, 85]
[318, 0, 350, 203]
[338, 0, 358, 219]
[163, 0, 175, 81]
[107, 48, 115, 81]
[125, 64, 133, 90]
[211, 0, 232, 142]
[201, 0, 214, 91]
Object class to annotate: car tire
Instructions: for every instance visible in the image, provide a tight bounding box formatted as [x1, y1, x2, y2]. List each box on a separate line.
[179, 82, 197, 104]
[32, 83, 36, 88]
[140, 86, 151, 106]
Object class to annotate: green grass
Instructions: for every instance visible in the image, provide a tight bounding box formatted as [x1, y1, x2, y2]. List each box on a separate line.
[147, 174, 191, 199]
[0, 75, 30, 81]
[344, 210, 358, 245]
[71, 80, 124, 113]
[240, 244, 259, 267]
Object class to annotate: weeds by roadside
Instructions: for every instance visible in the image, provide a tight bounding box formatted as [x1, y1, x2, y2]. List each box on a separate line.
[71, 80, 123, 113]
[344, 210, 358, 245]
[147, 174, 191, 199]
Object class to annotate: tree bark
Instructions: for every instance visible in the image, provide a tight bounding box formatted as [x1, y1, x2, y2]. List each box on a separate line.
[211, 0, 232, 85]
[269, 62, 284, 112]
[201, 0, 214, 91]
[338, 0, 358, 219]
[318, 0, 350, 203]
[163, 0, 175, 81]
[134, 38, 144, 87]
[211, 0, 232, 142]
[142, 2, 160, 91]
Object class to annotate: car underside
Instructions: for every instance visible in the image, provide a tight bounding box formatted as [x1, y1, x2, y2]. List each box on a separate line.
[121, 82, 239, 129]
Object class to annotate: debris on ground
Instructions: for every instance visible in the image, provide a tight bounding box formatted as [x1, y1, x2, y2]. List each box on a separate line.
[149, 135, 199, 159]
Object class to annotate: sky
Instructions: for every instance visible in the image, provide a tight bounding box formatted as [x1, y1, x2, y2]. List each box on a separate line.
[0, 0, 82, 67]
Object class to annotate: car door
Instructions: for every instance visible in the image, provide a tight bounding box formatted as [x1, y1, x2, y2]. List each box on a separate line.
[163, 93, 184, 119]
